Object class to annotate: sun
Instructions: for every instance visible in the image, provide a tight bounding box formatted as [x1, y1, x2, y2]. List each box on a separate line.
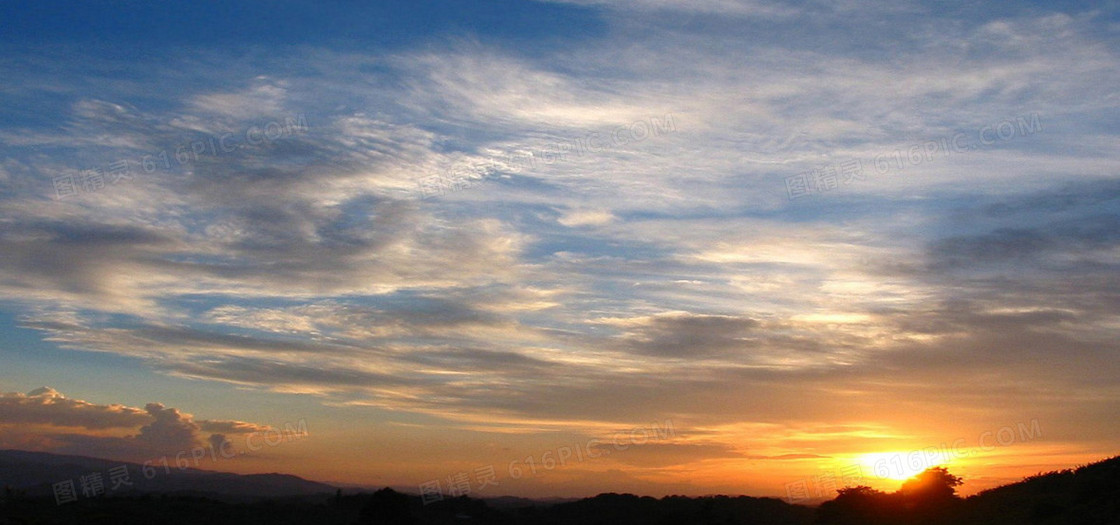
[856, 451, 954, 481]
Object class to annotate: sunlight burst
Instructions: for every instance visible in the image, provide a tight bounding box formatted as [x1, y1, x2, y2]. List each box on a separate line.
[857, 451, 954, 481]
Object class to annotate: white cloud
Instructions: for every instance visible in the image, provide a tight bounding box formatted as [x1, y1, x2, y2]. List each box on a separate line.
[558, 209, 615, 227]
[189, 78, 288, 121]
[0, 388, 272, 461]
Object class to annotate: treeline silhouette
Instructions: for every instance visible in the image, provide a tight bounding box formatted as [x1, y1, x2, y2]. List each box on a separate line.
[2, 456, 1117, 524]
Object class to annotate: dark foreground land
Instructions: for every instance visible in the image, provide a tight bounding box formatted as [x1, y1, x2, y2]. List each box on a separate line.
[1, 455, 1117, 525]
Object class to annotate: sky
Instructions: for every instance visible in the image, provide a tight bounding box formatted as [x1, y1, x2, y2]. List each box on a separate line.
[1, 0, 1118, 501]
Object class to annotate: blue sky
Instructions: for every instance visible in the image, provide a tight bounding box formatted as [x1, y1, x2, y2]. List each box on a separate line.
[1, 0, 1119, 498]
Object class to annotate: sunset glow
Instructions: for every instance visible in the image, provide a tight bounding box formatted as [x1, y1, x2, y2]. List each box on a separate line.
[856, 453, 953, 481]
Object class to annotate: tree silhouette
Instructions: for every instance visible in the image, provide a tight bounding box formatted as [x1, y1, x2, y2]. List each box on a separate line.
[818, 486, 896, 525]
[359, 487, 415, 525]
[818, 468, 965, 524]
[899, 467, 963, 502]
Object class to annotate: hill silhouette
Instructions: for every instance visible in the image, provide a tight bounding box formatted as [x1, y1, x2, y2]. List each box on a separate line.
[816, 457, 1120, 525]
[1, 450, 1118, 524]
[957, 455, 1120, 525]
[0, 449, 336, 501]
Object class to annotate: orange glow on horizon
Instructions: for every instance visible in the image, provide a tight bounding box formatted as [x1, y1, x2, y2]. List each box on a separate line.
[854, 451, 956, 481]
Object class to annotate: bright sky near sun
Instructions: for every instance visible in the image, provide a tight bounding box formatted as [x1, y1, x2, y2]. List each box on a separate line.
[0, 0, 1118, 501]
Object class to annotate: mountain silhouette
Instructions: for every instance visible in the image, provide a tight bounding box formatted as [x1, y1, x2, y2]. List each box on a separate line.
[0, 449, 336, 501]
